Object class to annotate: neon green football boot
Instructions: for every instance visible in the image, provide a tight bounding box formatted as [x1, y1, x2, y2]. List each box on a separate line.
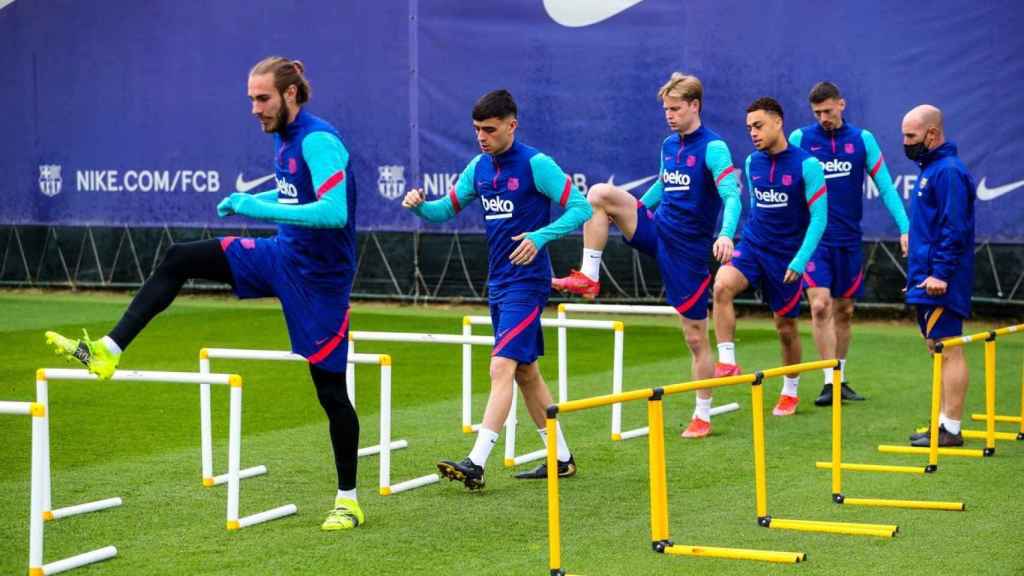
[44, 329, 120, 380]
[321, 497, 364, 531]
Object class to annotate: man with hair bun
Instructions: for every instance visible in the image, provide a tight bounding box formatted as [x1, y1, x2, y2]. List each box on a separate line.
[46, 56, 366, 531]
[552, 73, 742, 439]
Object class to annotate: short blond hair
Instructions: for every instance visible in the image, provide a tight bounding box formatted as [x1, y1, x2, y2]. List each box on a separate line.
[658, 73, 703, 112]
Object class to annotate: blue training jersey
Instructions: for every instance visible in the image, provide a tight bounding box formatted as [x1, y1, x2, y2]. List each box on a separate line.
[412, 140, 591, 293]
[638, 125, 741, 251]
[742, 144, 828, 273]
[905, 142, 975, 318]
[789, 122, 908, 247]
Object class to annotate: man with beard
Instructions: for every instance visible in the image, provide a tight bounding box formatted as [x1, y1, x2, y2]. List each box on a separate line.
[45, 56, 365, 531]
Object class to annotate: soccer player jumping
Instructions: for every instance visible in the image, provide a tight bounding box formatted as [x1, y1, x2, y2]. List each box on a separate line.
[403, 90, 592, 489]
[46, 57, 366, 531]
[552, 73, 741, 438]
[713, 97, 827, 416]
[789, 82, 909, 406]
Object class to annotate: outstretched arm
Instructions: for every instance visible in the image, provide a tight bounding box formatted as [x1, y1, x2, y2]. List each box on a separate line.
[403, 156, 481, 223]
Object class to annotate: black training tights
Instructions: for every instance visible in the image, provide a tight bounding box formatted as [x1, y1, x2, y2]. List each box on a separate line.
[309, 363, 360, 490]
[108, 240, 234, 349]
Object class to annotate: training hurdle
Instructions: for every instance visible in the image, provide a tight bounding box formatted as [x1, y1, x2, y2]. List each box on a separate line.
[461, 314, 626, 465]
[877, 324, 1024, 466]
[819, 368, 965, 511]
[544, 360, 898, 576]
[200, 348, 436, 497]
[349, 329, 549, 467]
[34, 367, 296, 532]
[968, 325, 1024, 441]
[4, 398, 118, 576]
[557, 303, 741, 441]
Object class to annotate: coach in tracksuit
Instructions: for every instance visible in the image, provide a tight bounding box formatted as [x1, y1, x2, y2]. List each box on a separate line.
[903, 104, 976, 448]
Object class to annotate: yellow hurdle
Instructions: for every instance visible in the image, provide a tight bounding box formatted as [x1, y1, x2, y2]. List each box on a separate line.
[664, 545, 805, 564]
[545, 416, 562, 576]
[815, 462, 926, 474]
[842, 498, 965, 511]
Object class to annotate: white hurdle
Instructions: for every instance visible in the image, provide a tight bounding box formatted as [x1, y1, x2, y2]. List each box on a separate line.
[201, 348, 436, 498]
[34, 367, 296, 532]
[557, 303, 741, 440]
[461, 315, 625, 466]
[6, 398, 118, 576]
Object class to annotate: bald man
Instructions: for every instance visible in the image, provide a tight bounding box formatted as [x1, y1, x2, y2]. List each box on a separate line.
[902, 104, 976, 448]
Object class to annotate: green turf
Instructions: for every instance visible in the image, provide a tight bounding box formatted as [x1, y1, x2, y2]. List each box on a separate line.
[1, 291, 1022, 575]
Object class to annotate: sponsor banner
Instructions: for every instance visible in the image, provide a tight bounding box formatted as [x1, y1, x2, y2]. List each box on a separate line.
[3, 0, 1023, 240]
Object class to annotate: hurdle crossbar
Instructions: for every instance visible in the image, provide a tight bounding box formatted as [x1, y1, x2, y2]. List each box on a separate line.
[200, 348, 430, 497]
[463, 315, 627, 468]
[823, 368, 966, 512]
[8, 392, 119, 575]
[558, 303, 742, 441]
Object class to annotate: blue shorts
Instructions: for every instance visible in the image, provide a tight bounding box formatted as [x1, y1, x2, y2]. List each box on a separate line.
[727, 241, 803, 318]
[803, 244, 864, 299]
[489, 289, 547, 364]
[221, 236, 351, 373]
[623, 202, 712, 320]
[916, 306, 963, 341]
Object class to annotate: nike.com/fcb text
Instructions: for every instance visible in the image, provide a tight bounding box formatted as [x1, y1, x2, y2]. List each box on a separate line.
[75, 170, 221, 192]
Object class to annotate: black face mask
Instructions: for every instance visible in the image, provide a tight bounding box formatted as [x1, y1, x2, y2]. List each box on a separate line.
[904, 141, 929, 162]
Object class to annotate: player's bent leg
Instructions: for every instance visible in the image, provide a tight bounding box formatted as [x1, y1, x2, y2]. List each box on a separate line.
[831, 297, 864, 401]
[772, 316, 802, 416]
[807, 287, 838, 407]
[513, 362, 577, 479]
[712, 265, 748, 378]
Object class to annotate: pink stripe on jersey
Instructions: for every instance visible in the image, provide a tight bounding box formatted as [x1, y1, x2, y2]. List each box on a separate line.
[870, 156, 884, 178]
[448, 187, 462, 213]
[308, 309, 351, 365]
[316, 170, 345, 199]
[674, 274, 712, 315]
[776, 285, 804, 316]
[802, 273, 817, 288]
[491, 306, 541, 357]
[220, 236, 238, 251]
[559, 177, 572, 207]
[808, 185, 827, 207]
[715, 165, 736, 186]
[841, 271, 864, 299]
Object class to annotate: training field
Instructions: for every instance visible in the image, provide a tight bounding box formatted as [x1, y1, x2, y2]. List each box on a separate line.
[1, 292, 1021, 575]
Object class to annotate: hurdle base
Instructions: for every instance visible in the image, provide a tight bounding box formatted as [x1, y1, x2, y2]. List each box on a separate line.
[612, 426, 649, 442]
[508, 448, 547, 467]
[762, 516, 897, 538]
[357, 439, 409, 458]
[840, 496, 965, 511]
[46, 497, 123, 521]
[664, 543, 805, 564]
[381, 473, 440, 496]
[39, 546, 118, 575]
[815, 461, 927, 475]
[228, 504, 297, 530]
[970, 413, 1021, 424]
[709, 402, 741, 416]
[207, 465, 268, 487]
[960, 429, 1018, 441]
[878, 445, 986, 458]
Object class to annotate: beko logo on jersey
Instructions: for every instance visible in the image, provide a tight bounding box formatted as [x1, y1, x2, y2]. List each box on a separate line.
[482, 195, 514, 220]
[276, 176, 299, 204]
[753, 187, 789, 207]
[821, 159, 852, 180]
[662, 170, 690, 191]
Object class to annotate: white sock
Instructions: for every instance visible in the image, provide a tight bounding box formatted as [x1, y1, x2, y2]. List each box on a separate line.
[694, 396, 712, 422]
[839, 358, 847, 382]
[537, 423, 572, 462]
[468, 427, 500, 468]
[717, 342, 736, 365]
[940, 414, 961, 435]
[581, 249, 602, 281]
[336, 488, 357, 502]
[782, 376, 799, 397]
[823, 368, 833, 385]
[101, 336, 122, 355]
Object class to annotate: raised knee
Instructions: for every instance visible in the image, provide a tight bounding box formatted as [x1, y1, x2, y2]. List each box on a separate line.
[586, 183, 614, 205]
[810, 298, 831, 319]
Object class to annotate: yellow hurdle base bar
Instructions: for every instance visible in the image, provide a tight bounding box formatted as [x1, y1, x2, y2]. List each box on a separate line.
[663, 544, 805, 564]
[877, 445, 987, 458]
[816, 461, 926, 474]
[761, 517, 897, 538]
[838, 496, 965, 511]
[960, 429, 1021, 441]
[971, 413, 1023, 424]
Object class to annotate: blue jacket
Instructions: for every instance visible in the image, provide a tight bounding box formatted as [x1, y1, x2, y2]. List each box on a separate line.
[905, 142, 975, 317]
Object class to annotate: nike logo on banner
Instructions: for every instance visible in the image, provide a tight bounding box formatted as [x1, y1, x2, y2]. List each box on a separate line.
[607, 174, 657, 192]
[543, 0, 644, 27]
[235, 173, 275, 193]
[976, 177, 1024, 201]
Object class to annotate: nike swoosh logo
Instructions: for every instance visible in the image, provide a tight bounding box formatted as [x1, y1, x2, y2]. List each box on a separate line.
[607, 174, 658, 192]
[976, 177, 1024, 201]
[543, 0, 644, 27]
[810, 146, 822, 151]
[235, 173, 275, 193]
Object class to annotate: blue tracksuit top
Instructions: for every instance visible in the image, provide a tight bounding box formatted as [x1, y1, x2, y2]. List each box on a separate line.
[905, 142, 975, 318]
[638, 125, 742, 251]
[790, 122, 909, 247]
[412, 140, 592, 293]
[742, 144, 828, 273]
